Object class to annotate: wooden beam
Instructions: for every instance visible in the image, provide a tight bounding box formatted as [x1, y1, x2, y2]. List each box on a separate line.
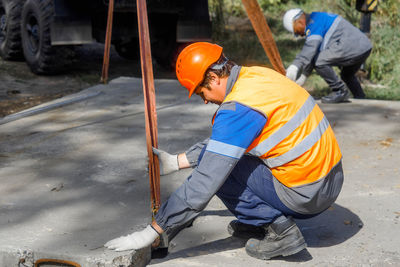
[136, 0, 161, 216]
[241, 0, 286, 75]
[101, 0, 114, 84]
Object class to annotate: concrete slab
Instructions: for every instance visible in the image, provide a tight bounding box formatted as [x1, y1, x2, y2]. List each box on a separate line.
[0, 77, 214, 266]
[1, 77, 399, 266]
[151, 99, 400, 266]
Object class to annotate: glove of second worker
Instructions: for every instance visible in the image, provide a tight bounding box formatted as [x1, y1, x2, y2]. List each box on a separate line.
[152, 147, 179, 175]
[286, 65, 299, 81]
[295, 74, 307, 86]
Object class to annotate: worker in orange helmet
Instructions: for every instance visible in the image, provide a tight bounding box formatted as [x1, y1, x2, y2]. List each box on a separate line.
[105, 42, 344, 260]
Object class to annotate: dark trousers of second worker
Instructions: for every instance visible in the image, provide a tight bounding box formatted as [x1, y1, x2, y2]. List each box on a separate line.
[315, 49, 371, 98]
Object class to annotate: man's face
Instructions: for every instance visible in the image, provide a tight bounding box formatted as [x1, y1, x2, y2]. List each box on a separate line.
[194, 72, 226, 105]
[194, 86, 224, 105]
[293, 15, 306, 36]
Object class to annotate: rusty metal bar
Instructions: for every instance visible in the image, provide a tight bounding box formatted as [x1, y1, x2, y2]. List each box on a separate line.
[136, 0, 161, 217]
[35, 258, 81, 267]
[101, 0, 115, 84]
[241, 0, 286, 75]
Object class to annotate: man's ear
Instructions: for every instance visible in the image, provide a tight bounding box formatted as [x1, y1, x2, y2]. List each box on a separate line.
[208, 72, 220, 85]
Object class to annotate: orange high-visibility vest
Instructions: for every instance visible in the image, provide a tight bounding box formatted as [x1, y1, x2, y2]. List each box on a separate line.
[223, 66, 342, 187]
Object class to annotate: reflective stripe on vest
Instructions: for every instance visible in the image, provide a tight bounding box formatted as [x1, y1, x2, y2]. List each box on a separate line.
[249, 95, 315, 158]
[222, 66, 341, 187]
[264, 116, 329, 168]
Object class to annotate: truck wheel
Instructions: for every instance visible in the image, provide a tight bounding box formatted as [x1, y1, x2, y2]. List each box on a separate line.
[21, 0, 73, 74]
[114, 39, 139, 60]
[151, 15, 177, 70]
[0, 0, 24, 60]
[153, 35, 176, 70]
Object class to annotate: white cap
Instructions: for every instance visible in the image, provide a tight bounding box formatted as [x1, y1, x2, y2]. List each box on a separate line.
[283, 8, 303, 33]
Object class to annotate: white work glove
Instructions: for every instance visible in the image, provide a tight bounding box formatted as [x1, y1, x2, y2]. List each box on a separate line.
[152, 147, 179, 175]
[295, 74, 307, 86]
[104, 225, 159, 251]
[286, 65, 299, 81]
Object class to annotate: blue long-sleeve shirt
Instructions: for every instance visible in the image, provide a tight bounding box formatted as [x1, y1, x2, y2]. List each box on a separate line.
[155, 101, 267, 234]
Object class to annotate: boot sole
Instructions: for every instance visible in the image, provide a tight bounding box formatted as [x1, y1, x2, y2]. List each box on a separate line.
[321, 99, 349, 103]
[246, 237, 307, 260]
[321, 92, 350, 104]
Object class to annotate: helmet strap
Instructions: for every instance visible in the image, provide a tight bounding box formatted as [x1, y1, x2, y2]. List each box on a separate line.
[210, 57, 229, 71]
[293, 10, 304, 22]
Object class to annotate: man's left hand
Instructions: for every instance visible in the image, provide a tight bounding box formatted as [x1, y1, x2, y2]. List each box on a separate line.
[153, 147, 179, 175]
[104, 225, 159, 251]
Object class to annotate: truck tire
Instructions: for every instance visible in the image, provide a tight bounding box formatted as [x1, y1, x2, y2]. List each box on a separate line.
[0, 0, 24, 60]
[21, 0, 73, 74]
[152, 34, 176, 70]
[151, 14, 178, 70]
[114, 39, 139, 60]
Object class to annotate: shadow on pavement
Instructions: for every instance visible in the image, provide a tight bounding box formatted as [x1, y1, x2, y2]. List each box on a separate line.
[153, 236, 247, 262]
[296, 203, 362, 248]
[197, 204, 362, 249]
[199, 209, 233, 217]
[152, 203, 360, 263]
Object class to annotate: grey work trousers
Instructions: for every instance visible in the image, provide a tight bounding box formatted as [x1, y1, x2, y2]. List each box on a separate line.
[314, 49, 371, 98]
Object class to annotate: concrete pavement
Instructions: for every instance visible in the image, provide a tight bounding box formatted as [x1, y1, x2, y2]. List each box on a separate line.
[0, 77, 399, 266]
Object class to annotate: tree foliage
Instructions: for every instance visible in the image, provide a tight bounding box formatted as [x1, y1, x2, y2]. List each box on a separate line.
[208, 0, 400, 97]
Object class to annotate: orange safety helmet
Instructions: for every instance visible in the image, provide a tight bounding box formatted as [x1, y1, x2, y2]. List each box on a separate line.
[176, 42, 223, 98]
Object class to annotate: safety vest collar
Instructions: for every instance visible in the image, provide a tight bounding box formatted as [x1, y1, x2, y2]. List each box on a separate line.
[211, 65, 242, 124]
[225, 65, 242, 97]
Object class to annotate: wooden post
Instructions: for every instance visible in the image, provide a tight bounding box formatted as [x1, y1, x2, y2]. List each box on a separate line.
[241, 0, 286, 75]
[101, 0, 114, 84]
[136, 0, 161, 216]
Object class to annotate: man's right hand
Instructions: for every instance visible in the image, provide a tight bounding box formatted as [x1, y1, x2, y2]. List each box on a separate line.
[295, 74, 307, 86]
[152, 147, 179, 175]
[105, 225, 159, 251]
[286, 65, 299, 81]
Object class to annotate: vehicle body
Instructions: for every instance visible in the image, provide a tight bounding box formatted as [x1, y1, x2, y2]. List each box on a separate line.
[0, 0, 212, 74]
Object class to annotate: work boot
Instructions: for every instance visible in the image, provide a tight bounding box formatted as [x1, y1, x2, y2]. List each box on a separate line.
[227, 220, 265, 239]
[321, 88, 350, 103]
[245, 216, 306, 260]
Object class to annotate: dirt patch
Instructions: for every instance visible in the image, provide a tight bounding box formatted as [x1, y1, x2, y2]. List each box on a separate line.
[0, 93, 66, 117]
[0, 43, 175, 117]
[379, 138, 393, 148]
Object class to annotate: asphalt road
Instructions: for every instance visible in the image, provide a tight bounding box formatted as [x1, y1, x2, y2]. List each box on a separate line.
[1, 76, 399, 266]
